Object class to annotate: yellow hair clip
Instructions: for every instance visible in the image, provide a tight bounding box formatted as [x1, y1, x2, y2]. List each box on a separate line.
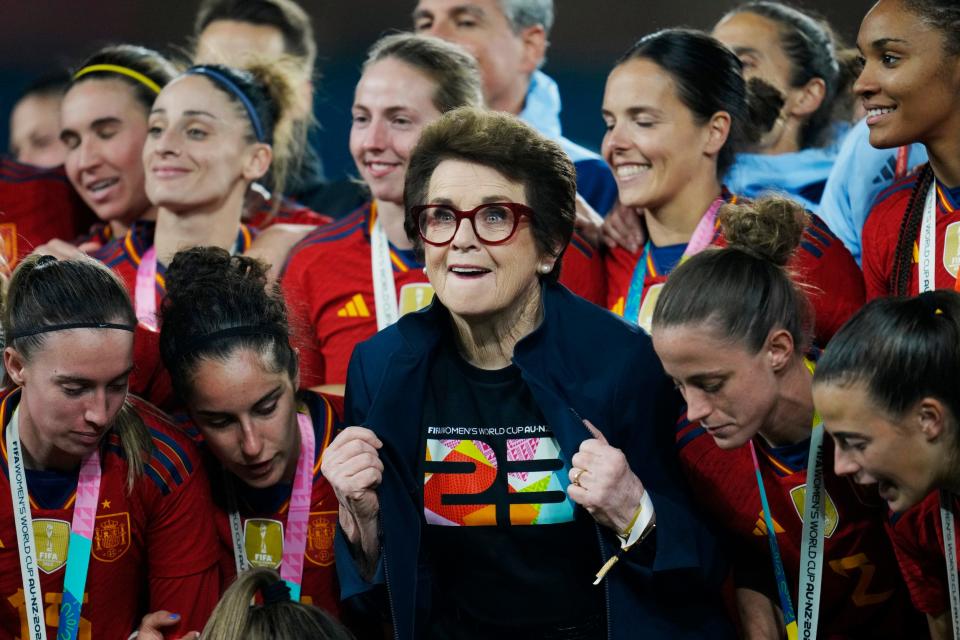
[73, 64, 161, 94]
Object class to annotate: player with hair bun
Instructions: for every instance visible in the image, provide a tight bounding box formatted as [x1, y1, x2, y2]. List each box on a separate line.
[151, 246, 352, 637]
[602, 29, 863, 344]
[814, 290, 960, 639]
[0, 255, 219, 640]
[651, 196, 921, 639]
[97, 59, 304, 408]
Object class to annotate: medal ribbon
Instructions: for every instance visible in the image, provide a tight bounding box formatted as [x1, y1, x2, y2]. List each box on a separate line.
[919, 181, 960, 293]
[622, 197, 724, 325]
[369, 202, 400, 330]
[228, 411, 315, 601]
[135, 247, 159, 332]
[919, 214, 960, 637]
[747, 398, 826, 640]
[940, 491, 960, 638]
[6, 406, 101, 640]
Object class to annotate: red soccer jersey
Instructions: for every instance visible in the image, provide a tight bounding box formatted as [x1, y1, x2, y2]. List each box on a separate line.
[0, 158, 95, 267]
[674, 414, 922, 637]
[0, 390, 220, 640]
[208, 391, 341, 616]
[887, 491, 960, 616]
[862, 167, 960, 299]
[93, 221, 256, 409]
[281, 202, 605, 388]
[605, 198, 865, 345]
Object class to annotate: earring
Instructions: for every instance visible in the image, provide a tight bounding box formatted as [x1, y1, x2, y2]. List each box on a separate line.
[422, 267, 428, 275]
[539, 264, 552, 274]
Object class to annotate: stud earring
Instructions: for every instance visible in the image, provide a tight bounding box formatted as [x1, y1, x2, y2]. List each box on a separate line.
[539, 264, 552, 274]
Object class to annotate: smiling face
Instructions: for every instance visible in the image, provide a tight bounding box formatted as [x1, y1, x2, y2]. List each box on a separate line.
[349, 57, 443, 206]
[187, 348, 300, 489]
[601, 58, 721, 211]
[814, 381, 950, 512]
[10, 93, 68, 168]
[855, 0, 960, 151]
[143, 74, 268, 214]
[422, 158, 549, 322]
[412, 0, 538, 113]
[60, 78, 153, 225]
[4, 328, 134, 470]
[653, 323, 781, 450]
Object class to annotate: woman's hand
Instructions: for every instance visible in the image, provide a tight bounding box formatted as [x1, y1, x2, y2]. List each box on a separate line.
[567, 419, 646, 534]
[600, 202, 646, 252]
[573, 194, 605, 249]
[134, 611, 198, 640]
[320, 426, 384, 577]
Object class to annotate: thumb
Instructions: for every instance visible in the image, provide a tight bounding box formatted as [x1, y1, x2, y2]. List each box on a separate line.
[582, 418, 608, 445]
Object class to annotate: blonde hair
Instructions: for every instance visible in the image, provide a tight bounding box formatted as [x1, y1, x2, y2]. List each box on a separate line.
[201, 568, 353, 640]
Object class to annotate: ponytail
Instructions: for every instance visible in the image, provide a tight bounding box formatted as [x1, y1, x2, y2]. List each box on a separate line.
[200, 568, 353, 640]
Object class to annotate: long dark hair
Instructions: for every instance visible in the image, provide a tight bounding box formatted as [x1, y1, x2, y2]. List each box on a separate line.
[616, 28, 783, 176]
[652, 195, 813, 353]
[159, 247, 297, 404]
[814, 290, 960, 445]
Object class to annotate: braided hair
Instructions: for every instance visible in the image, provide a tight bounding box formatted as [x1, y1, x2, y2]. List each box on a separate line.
[890, 165, 934, 296]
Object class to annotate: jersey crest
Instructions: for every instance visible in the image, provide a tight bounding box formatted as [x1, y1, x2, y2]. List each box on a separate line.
[243, 518, 283, 569]
[790, 484, 839, 538]
[305, 511, 336, 567]
[92, 512, 131, 562]
[0, 223, 16, 270]
[35, 519, 70, 574]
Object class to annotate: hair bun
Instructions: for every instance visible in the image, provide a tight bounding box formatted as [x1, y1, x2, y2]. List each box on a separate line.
[719, 195, 809, 267]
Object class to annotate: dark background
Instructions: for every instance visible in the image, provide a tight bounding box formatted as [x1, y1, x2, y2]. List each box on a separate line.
[0, 0, 873, 178]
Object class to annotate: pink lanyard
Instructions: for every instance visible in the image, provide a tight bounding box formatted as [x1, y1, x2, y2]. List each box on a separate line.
[227, 411, 315, 601]
[135, 246, 158, 332]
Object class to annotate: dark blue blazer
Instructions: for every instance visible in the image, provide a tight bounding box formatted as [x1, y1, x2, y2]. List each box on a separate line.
[335, 282, 733, 639]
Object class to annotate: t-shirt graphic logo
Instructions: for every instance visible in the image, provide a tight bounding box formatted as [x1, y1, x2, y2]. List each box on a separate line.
[243, 518, 283, 568]
[424, 434, 574, 527]
[34, 518, 69, 573]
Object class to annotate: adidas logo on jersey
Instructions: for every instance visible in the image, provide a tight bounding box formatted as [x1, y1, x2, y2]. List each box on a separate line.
[752, 510, 785, 537]
[337, 294, 371, 318]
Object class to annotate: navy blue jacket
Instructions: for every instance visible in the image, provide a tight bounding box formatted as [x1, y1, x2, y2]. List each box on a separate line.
[335, 283, 733, 639]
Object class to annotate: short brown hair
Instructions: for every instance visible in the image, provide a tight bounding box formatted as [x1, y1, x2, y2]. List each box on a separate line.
[195, 0, 316, 72]
[403, 107, 576, 282]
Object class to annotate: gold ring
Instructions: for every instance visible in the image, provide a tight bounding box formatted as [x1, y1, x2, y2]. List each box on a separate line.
[572, 468, 586, 487]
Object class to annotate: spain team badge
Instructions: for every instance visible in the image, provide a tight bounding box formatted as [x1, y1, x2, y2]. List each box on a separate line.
[0, 222, 17, 270]
[789, 485, 839, 538]
[34, 519, 70, 574]
[305, 511, 336, 567]
[92, 512, 131, 562]
[243, 518, 284, 569]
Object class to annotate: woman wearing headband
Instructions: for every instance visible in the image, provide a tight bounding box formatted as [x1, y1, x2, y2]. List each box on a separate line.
[601, 29, 864, 342]
[0, 255, 219, 639]
[651, 197, 922, 638]
[98, 61, 300, 409]
[281, 33, 605, 393]
[813, 290, 960, 639]
[158, 247, 348, 628]
[55, 45, 177, 254]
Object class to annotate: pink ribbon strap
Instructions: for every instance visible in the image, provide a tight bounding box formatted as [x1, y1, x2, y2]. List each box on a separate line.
[135, 246, 159, 332]
[280, 412, 315, 600]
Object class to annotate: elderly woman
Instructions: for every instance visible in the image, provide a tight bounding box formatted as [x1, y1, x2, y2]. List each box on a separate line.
[321, 107, 732, 639]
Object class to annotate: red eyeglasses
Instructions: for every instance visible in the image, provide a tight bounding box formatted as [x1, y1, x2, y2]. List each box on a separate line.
[412, 202, 534, 246]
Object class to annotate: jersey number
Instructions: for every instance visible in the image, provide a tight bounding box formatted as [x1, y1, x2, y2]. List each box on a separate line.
[829, 553, 894, 607]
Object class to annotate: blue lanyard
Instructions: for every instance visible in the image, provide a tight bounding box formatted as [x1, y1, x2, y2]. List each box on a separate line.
[622, 242, 652, 324]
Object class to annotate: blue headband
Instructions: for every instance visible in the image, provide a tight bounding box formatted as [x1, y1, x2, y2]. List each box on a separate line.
[186, 66, 266, 143]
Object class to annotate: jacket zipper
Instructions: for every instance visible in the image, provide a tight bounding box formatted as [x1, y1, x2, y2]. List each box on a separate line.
[380, 509, 400, 640]
[594, 521, 613, 640]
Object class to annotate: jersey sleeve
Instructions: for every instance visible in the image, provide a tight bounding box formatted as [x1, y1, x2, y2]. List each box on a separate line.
[149, 567, 221, 634]
[282, 244, 327, 389]
[860, 175, 918, 300]
[557, 231, 606, 305]
[887, 495, 950, 615]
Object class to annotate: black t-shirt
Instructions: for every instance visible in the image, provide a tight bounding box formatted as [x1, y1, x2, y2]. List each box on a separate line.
[421, 338, 605, 638]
